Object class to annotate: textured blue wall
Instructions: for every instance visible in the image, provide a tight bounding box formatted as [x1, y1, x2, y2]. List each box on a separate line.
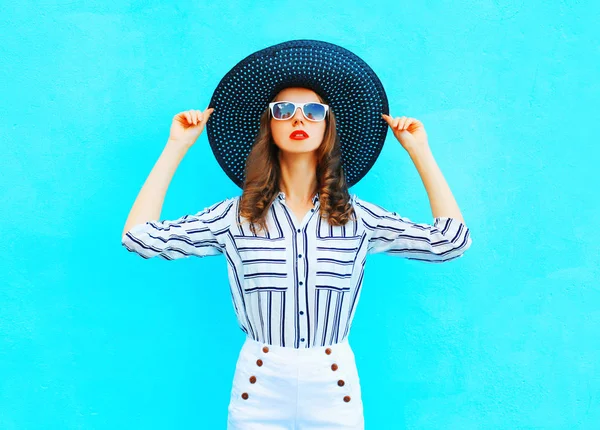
[2, 1, 598, 428]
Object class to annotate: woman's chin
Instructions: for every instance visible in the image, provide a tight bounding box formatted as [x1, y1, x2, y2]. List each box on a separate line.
[280, 140, 321, 153]
[280, 146, 319, 156]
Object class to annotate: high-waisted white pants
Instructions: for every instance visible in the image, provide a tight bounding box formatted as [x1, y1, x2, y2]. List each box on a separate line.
[227, 336, 364, 429]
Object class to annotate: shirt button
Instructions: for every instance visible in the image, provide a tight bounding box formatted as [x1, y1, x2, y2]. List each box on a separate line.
[297, 229, 301, 233]
[299, 281, 303, 286]
[311, 209, 315, 212]
[298, 254, 302, 258]
[301, 338, 305, 342]
[299, 311, 304, 315]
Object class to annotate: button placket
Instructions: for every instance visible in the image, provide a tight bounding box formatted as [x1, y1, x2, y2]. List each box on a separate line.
[326, 347, 353, 403]
[278, 196, 319, 347]
[297, 228, 308, 345]
[241, 346, 269, 401]
[297, 202, 318, 345]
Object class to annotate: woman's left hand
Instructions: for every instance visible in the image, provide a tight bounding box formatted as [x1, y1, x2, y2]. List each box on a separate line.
[382, 114, 429, 154]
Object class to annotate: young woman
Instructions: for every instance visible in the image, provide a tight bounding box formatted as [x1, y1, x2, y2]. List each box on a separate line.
[121, 40, 472, 429]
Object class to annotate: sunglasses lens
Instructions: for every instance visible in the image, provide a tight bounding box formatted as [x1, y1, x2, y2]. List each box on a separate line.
[303, 103, 326, 121]
[272, 102, 295, 119]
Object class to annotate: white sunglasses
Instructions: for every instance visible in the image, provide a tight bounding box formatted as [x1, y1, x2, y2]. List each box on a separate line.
[269, 101, 330, 122]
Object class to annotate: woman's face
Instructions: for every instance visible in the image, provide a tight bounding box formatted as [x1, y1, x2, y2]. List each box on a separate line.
[270, 87, 327, 155]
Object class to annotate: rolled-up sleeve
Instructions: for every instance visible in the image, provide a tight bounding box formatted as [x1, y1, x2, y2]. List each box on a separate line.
[354, 197, 472, 263]
[121, 197, 236, 260]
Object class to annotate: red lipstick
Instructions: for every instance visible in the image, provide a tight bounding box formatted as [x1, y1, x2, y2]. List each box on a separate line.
[290, 130, 309, 140]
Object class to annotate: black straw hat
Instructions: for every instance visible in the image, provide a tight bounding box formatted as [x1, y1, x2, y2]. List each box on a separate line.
[206, 39, 389, 189]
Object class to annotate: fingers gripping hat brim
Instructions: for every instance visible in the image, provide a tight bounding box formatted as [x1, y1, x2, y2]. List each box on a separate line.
[206, 39, 389, 189]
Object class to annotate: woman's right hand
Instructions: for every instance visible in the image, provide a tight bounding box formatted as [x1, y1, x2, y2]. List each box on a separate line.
[167, 107, 214, 149]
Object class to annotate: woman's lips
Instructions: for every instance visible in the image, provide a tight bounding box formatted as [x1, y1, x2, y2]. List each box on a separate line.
[290, 130, 309, 140]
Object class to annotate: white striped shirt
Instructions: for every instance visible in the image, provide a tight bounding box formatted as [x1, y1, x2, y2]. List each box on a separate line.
[122, 192, 472, 348]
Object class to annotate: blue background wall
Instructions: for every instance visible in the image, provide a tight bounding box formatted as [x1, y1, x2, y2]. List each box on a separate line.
[2, 1, 598, 428]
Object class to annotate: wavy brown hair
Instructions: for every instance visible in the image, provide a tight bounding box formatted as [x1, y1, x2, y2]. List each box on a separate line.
[238, 91, 356, 235]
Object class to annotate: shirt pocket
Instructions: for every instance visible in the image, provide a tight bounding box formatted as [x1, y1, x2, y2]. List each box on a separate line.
[233, 235, 288, 293]
[314, 234, 363, 290]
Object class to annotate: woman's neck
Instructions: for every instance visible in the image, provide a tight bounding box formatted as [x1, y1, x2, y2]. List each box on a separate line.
[278, 152, 318, 204]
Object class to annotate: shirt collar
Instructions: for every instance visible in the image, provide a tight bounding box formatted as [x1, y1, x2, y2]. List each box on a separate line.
[277, 191, 320, 205]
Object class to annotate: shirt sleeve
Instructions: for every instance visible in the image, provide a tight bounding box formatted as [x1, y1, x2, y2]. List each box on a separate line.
[121, 196, 237, 260]
[354, 196, 472, 263]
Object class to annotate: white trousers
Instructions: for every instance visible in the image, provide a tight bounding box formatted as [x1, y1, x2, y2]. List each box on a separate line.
[227, 336, 365, 429]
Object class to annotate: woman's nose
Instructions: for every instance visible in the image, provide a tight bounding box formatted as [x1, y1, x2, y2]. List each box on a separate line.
[292, 106, 305, 122]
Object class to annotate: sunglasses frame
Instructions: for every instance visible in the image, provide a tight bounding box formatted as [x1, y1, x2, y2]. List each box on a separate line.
[268, 101, 330, 122]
